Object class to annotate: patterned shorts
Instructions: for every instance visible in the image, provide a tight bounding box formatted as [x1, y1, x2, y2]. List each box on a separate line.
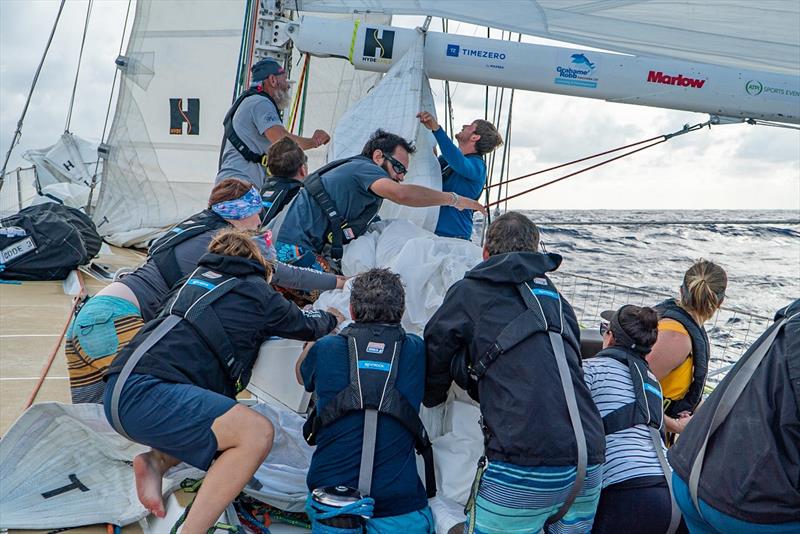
[274, 241, 335, 306]
[65, 296, 144, 404]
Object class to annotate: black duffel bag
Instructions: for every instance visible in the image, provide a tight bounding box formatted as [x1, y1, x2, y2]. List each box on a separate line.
[0, 203, 102, 281]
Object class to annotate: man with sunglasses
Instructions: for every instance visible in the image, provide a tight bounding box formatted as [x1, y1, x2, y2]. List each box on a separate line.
[272, 129, 485, 276]
[417, 111, 503, 240]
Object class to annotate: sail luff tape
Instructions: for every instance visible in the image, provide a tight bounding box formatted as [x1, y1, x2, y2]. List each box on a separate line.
[349, 19, 361, 64]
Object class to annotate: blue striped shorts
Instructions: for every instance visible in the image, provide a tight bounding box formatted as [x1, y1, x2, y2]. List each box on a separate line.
[465, 461, 603, 534]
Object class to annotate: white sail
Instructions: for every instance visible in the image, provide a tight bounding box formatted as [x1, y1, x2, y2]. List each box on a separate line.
[94, 0, 246, 247]
[296, 0, 800, 76]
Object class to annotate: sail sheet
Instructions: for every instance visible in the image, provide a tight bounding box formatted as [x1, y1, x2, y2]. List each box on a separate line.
[296, 0, 800, 76]
[94, 0, 246, 247]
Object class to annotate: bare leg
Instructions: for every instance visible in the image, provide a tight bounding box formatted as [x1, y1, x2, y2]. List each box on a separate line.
[180, 404, 274, 534]
[133, 449, 181, 518]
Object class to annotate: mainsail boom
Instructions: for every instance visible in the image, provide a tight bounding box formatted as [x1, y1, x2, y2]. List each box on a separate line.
[293, 17, 800, 125]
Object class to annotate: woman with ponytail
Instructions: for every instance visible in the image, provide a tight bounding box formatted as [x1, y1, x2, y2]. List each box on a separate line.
[103, 228, 342, 534]
[585, 305, 675, 534]
[647, 260, 727, 437]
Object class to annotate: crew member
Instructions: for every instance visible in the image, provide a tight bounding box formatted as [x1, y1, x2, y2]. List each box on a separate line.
[103, 229, 341, 534]
[417, 111, 502, 240]
[424, 212, 606, 534]
[297, 268, 435, 533]
[646, 260, 727, 439]
[260, 137, 307, 226]
[272, 129, 485, 274]
[668, 299, 800, 533]
[216, 58, 330, 189]
[587, 305, 676, 534]
[65, 178, 342, 404]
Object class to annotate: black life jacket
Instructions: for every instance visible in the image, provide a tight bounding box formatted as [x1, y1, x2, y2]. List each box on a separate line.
[303, 156, 381, 259]
[164, 265, 261, 386]
[596, 346, 665, 436]
[221, 88, 281, 166]
[654, 299, 710, 417]
[260, 176, 303, 226]
[440, 153, 485, 200]
[302, 322, 436, 498]
[149, 209, 230, 288]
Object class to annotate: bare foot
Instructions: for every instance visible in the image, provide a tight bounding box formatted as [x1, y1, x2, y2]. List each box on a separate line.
[133, 452, 166, 517]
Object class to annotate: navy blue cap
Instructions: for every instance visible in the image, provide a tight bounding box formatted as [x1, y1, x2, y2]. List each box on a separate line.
[251, 58, 285, 82]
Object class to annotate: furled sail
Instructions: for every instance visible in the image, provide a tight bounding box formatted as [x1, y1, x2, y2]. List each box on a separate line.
[93, 0, 247, 247]
[295, 0, 800, 76]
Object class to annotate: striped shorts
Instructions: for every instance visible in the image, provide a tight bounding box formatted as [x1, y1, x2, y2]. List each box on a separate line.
[465, 461, 603, 534]
[65, 296, 144, 404]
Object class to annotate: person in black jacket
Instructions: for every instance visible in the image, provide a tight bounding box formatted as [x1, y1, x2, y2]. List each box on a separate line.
[667, 299, 800, 534]
[424, 212, 605, 534]
[103, 229, 341, 534]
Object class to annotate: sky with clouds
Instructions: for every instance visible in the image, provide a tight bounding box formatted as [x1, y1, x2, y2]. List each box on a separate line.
[1, 1, 798, 211]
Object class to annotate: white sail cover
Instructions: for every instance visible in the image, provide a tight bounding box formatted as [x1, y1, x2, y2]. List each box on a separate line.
[94, 0, 246, 247]
[330, 33, 442, 231]
[297, 0, 800, 76]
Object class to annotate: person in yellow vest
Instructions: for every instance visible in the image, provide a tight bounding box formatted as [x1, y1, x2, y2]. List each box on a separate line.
[646, 260, 727, 439]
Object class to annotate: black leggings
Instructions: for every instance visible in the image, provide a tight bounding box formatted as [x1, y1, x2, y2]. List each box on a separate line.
[592, 478, 672, 534]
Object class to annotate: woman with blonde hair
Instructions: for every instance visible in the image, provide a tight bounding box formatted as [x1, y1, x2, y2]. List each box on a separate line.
[647, 259, 728, 437]
[103, 228, 340, 534]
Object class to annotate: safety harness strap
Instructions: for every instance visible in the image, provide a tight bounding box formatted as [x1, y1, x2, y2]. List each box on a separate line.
[358, 409, 379, 497]
[109, 314, 182, 441]
[222, 89, 279, 165]
[649, 427, 680, 534]
[304, 172, 348, 259]
[546, 330, 588, 525]
[687, 313, 796, 516]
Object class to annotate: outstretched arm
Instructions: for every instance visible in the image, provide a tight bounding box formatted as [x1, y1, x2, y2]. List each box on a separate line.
[370, 178, 485, 212]
[265, 124, 330, 151]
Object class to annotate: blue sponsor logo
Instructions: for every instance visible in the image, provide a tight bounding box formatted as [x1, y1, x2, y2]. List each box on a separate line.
[358, 360, 391, 372]
[446, 44, 460, 57]
[187, 279, 216, 290]
[532, 288, 560, 300]
[554, 52, 599, 89]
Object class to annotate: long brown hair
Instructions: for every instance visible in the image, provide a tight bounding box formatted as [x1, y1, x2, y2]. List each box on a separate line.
[207, 228, 273, 281]
[208, 178, 253, 207]
[680, 259, 727, 323]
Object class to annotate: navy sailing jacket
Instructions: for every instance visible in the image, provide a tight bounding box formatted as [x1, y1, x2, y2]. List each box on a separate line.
[668, 299, 800, 524]
[424, 251, 606, 467]
[107, 253, 337, 398]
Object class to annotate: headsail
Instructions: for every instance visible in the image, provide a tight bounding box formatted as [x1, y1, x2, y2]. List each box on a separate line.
[94, 0, 246, 247]
[295, 0, 800, 76]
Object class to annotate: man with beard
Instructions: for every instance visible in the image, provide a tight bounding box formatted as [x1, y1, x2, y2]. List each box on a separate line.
[417, 111, 503, 240]
[216, 58, 330, 189]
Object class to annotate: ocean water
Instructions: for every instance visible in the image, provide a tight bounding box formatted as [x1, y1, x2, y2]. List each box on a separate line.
[479, 209, 800, 375]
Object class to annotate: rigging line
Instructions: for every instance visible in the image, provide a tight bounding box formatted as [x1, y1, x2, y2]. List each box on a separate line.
[485, 119, 713, 192]
[536, 219, 800, 226]
[64, 0, 94, 133]
[483, 134, 662, 191]
[486, 138, 667, 208]
[0, 0, 67, 193]
[85, 0, 132, 216]
[750, 119, 800, 131]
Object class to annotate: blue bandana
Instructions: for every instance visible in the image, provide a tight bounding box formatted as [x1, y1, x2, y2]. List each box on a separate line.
[211, 186, 262, 220]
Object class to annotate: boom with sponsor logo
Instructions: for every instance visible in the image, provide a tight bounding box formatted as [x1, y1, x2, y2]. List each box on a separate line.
[647, 70, 706, 89]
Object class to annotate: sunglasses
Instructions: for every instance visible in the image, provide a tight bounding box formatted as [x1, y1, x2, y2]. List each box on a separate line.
[600, 322, 610, 336]
[383, 153, 408, 176]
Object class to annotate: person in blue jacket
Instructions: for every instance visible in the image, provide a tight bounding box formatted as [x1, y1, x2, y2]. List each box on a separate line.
[417, 111, 503, 240]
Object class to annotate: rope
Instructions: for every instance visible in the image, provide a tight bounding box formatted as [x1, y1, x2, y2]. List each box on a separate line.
[22, 270, 85, 411]
[305, 494, 374, 534]
[536, 219, 800, 226]
[288, 54, 310, 133]
[0, 0, 67, 193]
[65, 0, 94, 133]
[485, 120, 713, 208]
[85, 0, 132, 216]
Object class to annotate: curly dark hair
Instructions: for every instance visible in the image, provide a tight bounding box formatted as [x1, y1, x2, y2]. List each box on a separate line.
[267, 137, 306, 177]
[360, 129, 416, 159]
[484, 211, 540, 256]
[350, 268, 405, 324]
